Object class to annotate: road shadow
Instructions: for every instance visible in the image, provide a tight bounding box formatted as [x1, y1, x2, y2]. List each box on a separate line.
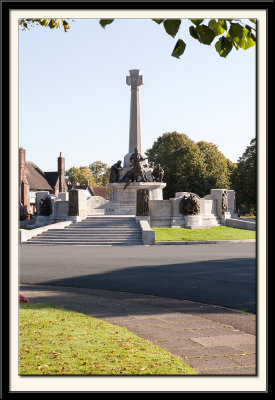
[20, 257, 256, 314]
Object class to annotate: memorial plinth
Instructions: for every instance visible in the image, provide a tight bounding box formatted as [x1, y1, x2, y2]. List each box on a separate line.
[105, 182, 166, 215]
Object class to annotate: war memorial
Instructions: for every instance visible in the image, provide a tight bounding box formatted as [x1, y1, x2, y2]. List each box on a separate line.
[19, 69, 252, 245]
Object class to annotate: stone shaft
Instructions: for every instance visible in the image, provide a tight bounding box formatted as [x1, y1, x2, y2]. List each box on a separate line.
[126, 69, 144, 154]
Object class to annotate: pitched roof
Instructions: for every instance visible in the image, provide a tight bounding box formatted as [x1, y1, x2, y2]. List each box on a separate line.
[90, 186, 109, 200]
[25, 162, 53, 191]
[44, 171, 59, 188]
[67, 184, 109, 200]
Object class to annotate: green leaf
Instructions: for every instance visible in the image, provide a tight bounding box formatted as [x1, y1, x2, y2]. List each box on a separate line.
[196, 25, 216, 45]
[218, 19, 227, 30]
[190, 19, 204, 26]
[229, 23, 256, 49]
[99, 19, 114, 29]
[245, 25, 256, 42]
[49, 19, 56, 29]
[228, 23, 245, 42]
[215, 36, 233, 57]
[238, 29, 256, 49]
[189, 25, 200, 40]
[163, 19, 181, 38]
[152, 19, 165, 24]
[208, 19, 226, 36]
[40, 19, 48, 26]
[63, 20, 70, 32]
[249, 18, 256, 24]
[171, 39, 186, 59]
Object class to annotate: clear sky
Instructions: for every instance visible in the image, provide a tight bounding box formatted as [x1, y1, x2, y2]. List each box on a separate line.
[19, 18, 256, 172]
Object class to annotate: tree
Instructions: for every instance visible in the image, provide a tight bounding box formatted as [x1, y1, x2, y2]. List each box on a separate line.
[65, 166, 97, 186]
[197, 141, 232, 190]
[230, 138, 256, 213]
[19, 18, 256, 59]
[89, 161, 110, 186]
[146, 132, 232, 199]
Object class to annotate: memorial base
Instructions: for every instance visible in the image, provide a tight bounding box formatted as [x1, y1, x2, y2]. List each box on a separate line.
[105, 182, 166, 215]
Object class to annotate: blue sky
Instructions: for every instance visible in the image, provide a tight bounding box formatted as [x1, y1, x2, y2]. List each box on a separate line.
[19, 18, 256, 172]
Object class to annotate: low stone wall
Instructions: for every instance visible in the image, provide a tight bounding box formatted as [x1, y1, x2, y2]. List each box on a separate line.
[19, 220, 73, 243]
[149, 200, 172, 227]
[226, 218, 256, 231]
[19, 219, 35, 227]
[136, 218, 155, 245]
[149, 197, 221, 228]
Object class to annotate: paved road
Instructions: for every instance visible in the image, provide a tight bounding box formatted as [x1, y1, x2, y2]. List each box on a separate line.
[19, 243, 256, 313]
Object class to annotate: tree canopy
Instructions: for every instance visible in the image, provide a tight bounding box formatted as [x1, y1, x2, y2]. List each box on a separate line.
[65, 166, 97, 186]
[230, 138, 256, 213]
[89, 161, 110, 186]
[19, 18, 256, 59]
[146, 131, 233, 199]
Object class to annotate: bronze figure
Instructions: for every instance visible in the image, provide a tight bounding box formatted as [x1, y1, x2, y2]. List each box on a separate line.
[129, 148, 148, 182]
[152, 164, 164, 182]
[136, 189, 150, 216]
[221, 190, 228, 213]
[109, 160, 122, 183]
[39, 196, 52, 216]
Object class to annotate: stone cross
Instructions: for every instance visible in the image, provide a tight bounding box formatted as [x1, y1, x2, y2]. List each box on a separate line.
[126, 69, 144, 154]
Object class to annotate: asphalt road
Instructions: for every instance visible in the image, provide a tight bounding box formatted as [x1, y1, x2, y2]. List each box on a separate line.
[19, 243, 256, 313]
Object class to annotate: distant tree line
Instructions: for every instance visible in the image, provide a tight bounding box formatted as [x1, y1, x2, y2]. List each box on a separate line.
[146, 132, 256, 213]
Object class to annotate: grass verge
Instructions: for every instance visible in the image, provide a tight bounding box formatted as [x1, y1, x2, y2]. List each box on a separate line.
[153, 226, 256, 241]
[19, 303, 197, 375]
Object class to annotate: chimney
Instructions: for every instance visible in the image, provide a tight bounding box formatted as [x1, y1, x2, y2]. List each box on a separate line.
[57, 152, 67, 192]
[19, 148, 27, 183]
[19, 148, 30, 215]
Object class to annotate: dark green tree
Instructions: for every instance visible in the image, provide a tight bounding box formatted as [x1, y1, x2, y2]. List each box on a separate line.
[197, 141, 232, 191]
[230, 138, 256, 213]
[146, 132, 232, 199]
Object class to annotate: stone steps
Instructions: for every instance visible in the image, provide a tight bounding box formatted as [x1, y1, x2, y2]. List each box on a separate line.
[25, 215, 143, 246]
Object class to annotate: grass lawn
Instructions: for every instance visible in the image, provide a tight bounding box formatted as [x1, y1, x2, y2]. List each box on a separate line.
[19, 303, 197, 375]
[153, 226, 256, 241]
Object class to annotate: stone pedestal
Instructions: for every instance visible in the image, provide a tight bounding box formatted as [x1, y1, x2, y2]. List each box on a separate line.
[184, 215, 203, 229]
[105, 182, 166, 215]
[210, 189, 235, 220]
[68, 189, 87, 219]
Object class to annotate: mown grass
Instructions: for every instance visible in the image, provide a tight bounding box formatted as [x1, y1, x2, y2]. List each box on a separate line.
[19, 303, 197, 376]
[153, 226, 256, 241]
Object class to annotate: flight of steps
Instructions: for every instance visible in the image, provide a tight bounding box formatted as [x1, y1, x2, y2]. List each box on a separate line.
[24, 216, 143, 246]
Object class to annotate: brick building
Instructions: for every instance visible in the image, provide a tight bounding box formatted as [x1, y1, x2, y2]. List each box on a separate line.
[19, 148, 68, 216]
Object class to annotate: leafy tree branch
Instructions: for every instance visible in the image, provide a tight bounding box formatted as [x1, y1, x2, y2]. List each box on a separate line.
[19, 18, 256, 59]
[100, 18, 256, 59]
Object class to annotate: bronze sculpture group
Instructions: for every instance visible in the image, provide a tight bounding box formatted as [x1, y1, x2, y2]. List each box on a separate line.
[109, 148, 164, 185]
[179, 194, 200, 215]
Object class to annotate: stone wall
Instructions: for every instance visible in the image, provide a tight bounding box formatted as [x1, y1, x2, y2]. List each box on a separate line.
[148, 189, 236, 229]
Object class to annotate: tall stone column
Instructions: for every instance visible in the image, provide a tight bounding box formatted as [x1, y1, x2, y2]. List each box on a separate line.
[124, 69, 145, 167]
